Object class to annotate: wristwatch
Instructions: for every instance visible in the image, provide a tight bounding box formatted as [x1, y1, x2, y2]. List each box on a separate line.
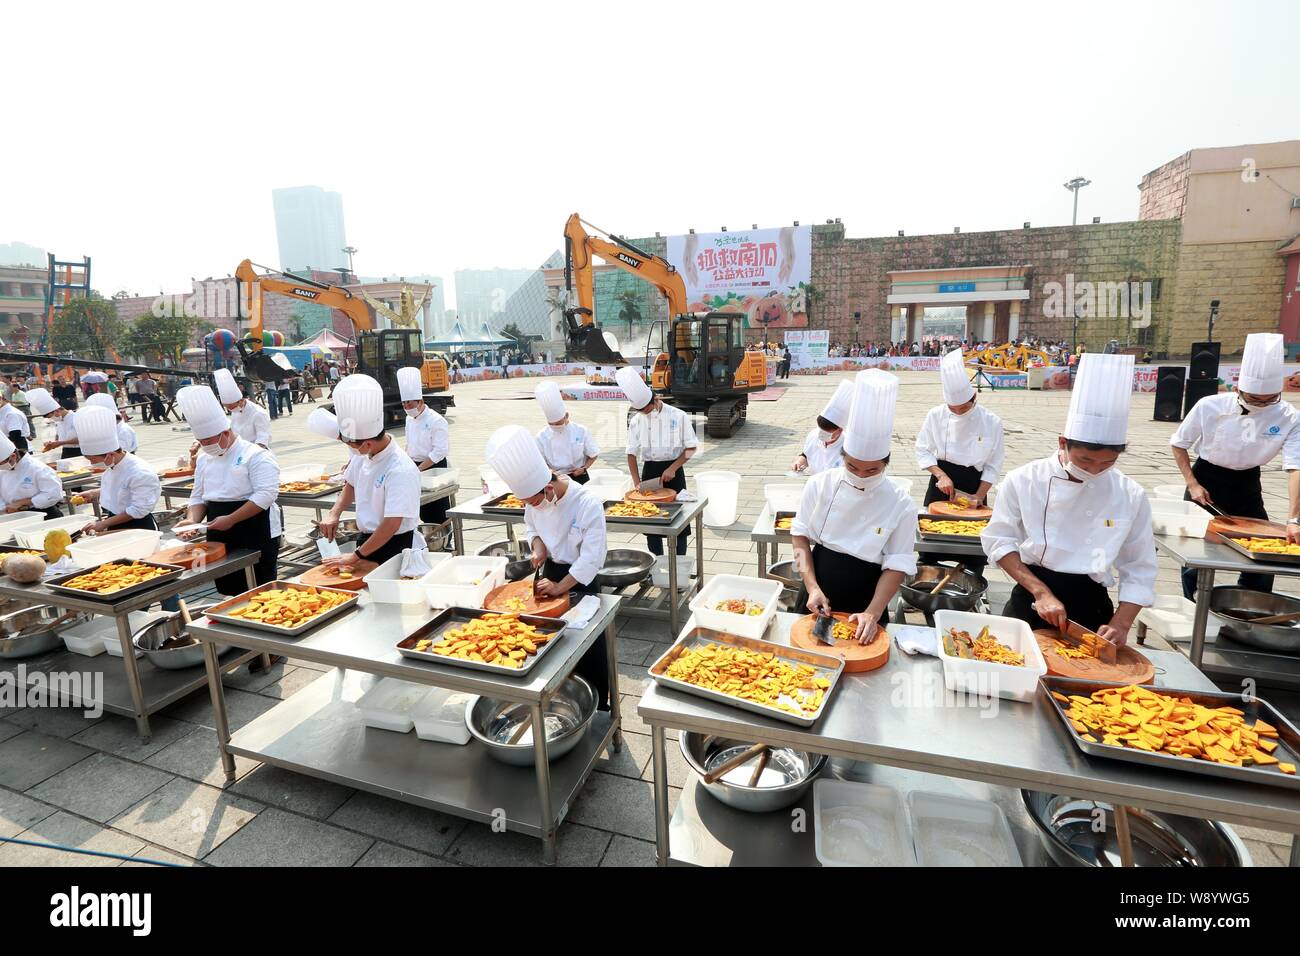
[1288, 518, 1300, 526]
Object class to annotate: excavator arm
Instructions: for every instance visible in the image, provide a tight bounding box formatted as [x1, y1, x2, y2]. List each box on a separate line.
[563, 213, 690, 365]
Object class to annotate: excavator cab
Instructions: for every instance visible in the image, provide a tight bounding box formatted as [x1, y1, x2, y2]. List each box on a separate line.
[667, 313, 745, 397]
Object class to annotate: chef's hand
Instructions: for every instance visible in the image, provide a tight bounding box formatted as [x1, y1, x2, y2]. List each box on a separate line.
[805, 587, 832, 617]
[1187, 482, 1211, 507]
[6, 501, 32, 514]
[849, 611, 879, 645]
[325, 551, 360, 568]
[1288, 523, 1300, 546]
[79, 489, 100, 504]
[85, 520, 109, 536]
[791, 454, 808, 473]
[317, 512, 340, 542]
[177, 527, 202, 541]
[530, 540, 548, 569]
[936, 473, 954, 497]
[535, 578, 569, 598]
[188, 441, 200, 458]
[571, 465, 586, 478]
[206, 514, 235, 533]
[661, 465, 679, 483]
[42, 441, 58, 453]
[1031, 592, 1068, 631]
[1097, 620, 1131, 648]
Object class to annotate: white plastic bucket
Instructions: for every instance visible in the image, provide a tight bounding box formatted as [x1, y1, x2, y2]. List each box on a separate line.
[694, 470, 741, 527]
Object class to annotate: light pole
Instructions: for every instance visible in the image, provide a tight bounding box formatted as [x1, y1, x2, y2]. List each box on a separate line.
[1063, 177, 1091, 226]
[341, 246, 358, 276]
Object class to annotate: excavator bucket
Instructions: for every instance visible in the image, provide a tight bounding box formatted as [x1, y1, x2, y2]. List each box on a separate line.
[567, 325, 626, 366]
[234, 342, 293, 384]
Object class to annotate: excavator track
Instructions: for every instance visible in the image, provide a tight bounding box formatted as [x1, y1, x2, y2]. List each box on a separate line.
[705, 397, 747, 438]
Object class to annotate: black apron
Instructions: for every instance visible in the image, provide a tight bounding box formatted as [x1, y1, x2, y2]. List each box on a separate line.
[205, 499, 279, 595]
[1185, 457, 1273, 593]
[416, 457, 449, 524]
[920, 459, 988, 572]
[61, 445, 82, 459]
[542, 557, 609, 709]
[1002, 564, 1115, 633]
[102, 510, 158, 532]
[793, 544, 890, 628]
[568, 471, 590, 485]
[640, 458, 688, 556]
[37, 504, 66, 520]
[355, 528, 425, 568]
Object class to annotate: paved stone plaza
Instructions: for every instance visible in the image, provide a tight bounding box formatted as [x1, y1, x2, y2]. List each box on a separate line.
[1, 372, 1296, 866]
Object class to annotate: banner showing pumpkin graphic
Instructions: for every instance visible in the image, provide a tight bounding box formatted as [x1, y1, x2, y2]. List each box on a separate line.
[668, 226, 811, 329]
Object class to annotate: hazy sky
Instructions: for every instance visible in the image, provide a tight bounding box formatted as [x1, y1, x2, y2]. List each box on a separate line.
[6, 0, 1296, 307]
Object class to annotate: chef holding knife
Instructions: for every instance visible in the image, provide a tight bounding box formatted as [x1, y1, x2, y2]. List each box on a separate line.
[396, 366, 451, 525]
[790, 369, 917, 643]
[0, 434, 66, 519]
[1170, 332, 1300, 598]
[790, 380, 852, 476]
[486, 424, 610, 709]
[981, 353, 1157, 643]
[75, 405, 161, 534]
[534, 381, 599, 483]
[25, 387, 81, 459]
[617, 366, 697, 557]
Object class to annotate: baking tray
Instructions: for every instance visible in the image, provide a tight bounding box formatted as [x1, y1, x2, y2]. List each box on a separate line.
[162, 479, 195, 495]
[204, 580, 359, 637]
[602, 500, 684, 525]
[648, 627, 845, 727]
[277, 481, 343, 500]
[479, 492, 528, 516]
[773, 510, 796, 537]
[1217, 534, 1300, 567]
[917, 512, 989, 544]
[395, 605, 567, 676]
[1042, 676, 1300, 792]
[59, 470, 97, 483]
[44, 558, 186, 602]
[0, 545, 48, 557]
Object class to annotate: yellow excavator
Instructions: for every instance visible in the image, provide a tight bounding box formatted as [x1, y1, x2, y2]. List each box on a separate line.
[563, 214, 768, 437]
[234, 259, 452, 415]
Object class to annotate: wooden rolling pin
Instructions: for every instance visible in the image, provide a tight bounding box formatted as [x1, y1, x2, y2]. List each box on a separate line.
[703, 743, 768, 785]
[929, 564, 964, 595]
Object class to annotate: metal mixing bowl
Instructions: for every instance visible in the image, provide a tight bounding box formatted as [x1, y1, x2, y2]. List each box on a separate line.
[900, 565, 988, 615]
[766, 559, 801, 611]
[0, 605, 86, 659]
[1021, 790, 1252, 867]
[466, 674, 596, 766]
[680, 733, 827, 813]
[417, 520, 453, 552]
[595, 549, 654, 588]
[1209, 586, 1300, 653]
[131, 604, 223, 670]
[477, 538, 533, 581]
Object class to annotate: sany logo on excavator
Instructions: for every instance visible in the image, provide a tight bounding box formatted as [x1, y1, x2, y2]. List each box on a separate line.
[291, 288, 320, 300]
[615, 253, 642, 269]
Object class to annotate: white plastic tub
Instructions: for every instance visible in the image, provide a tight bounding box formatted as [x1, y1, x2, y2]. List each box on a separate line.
[933, 609, 1047, 703]
[651, 555, 695, 589]
[478, 465, 509, 497]
[763, 483, 807, 513]
[367, 551, 448, 605]
[907, 790, 1022, 867]
[1137, 594, 1222, 641]
[67, 529, 163, 568]
[813, 779, 916, 867]
[62, 630, 107, 657]
[888, 476, 914, 498]
[1148, 497, 1210, 538]
[425, 555, 506, 610]
[420, 467, 458, 491]
[0, 512, 47, 543]
[688, 574, 783, 640]
[13, 514, 96, 550]
[355, 677, 432, 733]
[694, 470, 741, 527]
[410, 688, 475, 744]
[56, 456, 91, 473]
[1153, 483, 1186, 500]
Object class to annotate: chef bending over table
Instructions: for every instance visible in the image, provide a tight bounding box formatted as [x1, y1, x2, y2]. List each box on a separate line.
[790, 380, 852, 476]
[0, 434, 65, 519]
[617, 366, 697, 557]
[981, 353, 1157, 643]
[75, 405, 161, 534]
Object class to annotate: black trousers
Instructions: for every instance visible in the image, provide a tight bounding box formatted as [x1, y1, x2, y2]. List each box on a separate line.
[793, 544, 890, 628]
[542, 557, 610, 710]
[1182, 458, 1273, 597]
[640, 458, 687, 556]
[205, 499, 280, 595]
[103, 510, 158, 532]
[417, 458, 450, 525]
[920, 459, 987, 574]
[1003, 564, 1115, 632]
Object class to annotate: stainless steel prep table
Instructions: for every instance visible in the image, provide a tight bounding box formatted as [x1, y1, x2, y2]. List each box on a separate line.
[0, 549, 262, 740]
[640, 611, 1300, 867]
[1152, 534, 1300, 690]
[449, 492, 705, 635]
[162, 476, 459, 523]
[187, 593, 623, 864]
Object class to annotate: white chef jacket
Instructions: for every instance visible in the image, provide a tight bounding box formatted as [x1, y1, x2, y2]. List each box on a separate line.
[524, 479, 607, 586]
[914, 404, 1006, 484]
[117, 421, 139, 455]
[790, 467, 917, 575]
[344, 438, 423, 543]
[230, 402, 272, 448]
[981, 454, 1157, 606]
[188, 438, 282, 538]
[0, 403, 29, 439]
[405, 406, 449, 465]
[0, 455, 64, 510]
[537, 422, 599, 474]
[99, 453, 161, 520]
[56, 410, 79, 447]
[1170, 393, 1300, 471]
[800, 428, 844, 475]
[626, 402, 698, 462]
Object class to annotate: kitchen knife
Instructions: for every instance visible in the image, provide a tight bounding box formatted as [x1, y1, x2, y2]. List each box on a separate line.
[1203, 501, 1235, 525]
[639, 476, 664, 493]
[812, 611, 836, 645]
[531, 561, 543, 597]
[1065, 618, 1118, 664]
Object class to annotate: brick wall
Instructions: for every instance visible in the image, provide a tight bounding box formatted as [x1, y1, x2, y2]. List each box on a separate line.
[1139, 151, 1190, 222]
[1169, 240, 1288, 354]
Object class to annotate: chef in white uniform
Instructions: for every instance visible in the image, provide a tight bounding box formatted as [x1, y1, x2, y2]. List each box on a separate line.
[0, 434, 65, 519]
[319, 374, 426, 568]
[618, 366, 697, 557]
[0, 390, 30, 445]
[486, 424, 611, 708]
[534, 381, 599, 484]
[86, 393, 138, 454]
[26, 387, 81, 459]
[1171, 332, 1300, 597]
[76, 406, 161, 534]
[177, 385, 283, 593]
[981, 353, 1157, 642]
[791, 380, 852, 475]
[397, 366, 450, 524]
[791, 369, 917, 643]
[214, 368, 272, 449]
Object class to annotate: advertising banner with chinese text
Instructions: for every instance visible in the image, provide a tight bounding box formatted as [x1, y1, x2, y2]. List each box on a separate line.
[666, 226, 812, 329]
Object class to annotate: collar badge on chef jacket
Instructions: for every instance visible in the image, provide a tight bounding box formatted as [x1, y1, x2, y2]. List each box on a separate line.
[1270, 425, 1281, 435]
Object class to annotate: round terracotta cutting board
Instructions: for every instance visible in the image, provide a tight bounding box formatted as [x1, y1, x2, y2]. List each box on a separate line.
[928, 501, 993, 519]
[626, 488, 678, 504]
[483, 579, 571, 618]
[149, 542, 227, 569]
[790, 612, 889, 673]
[1033, 629, 1155, 684]
[298, 559, 378, 591]
[1207, 516, 1288, 540]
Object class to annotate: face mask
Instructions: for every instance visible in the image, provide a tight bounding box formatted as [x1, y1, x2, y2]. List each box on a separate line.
[1060, 452, 1098, 482]
[0, 460, 13, 473]
[550, 422, 567, 431]
[203, 437, 230, 458]
[533, 491, 556, 511]
[1238, 396, 1273, 414]
[844, 471, 885, 492]
[818, 429, 836, 444]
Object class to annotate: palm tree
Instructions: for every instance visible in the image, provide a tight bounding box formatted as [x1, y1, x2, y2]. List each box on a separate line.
[616, 290, 642, 343]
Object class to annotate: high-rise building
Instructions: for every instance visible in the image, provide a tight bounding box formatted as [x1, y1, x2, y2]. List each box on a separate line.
[271, 186, 348, 274]
[0, 242, 46, 268]
[453, 268, 535, 325]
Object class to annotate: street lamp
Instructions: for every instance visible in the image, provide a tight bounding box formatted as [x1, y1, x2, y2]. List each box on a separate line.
[1063, 177, 1091, 226]
[341, 246, 358, 275]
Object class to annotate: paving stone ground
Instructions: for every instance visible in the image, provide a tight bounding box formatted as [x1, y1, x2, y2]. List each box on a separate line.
[2, 372, 1296, 866]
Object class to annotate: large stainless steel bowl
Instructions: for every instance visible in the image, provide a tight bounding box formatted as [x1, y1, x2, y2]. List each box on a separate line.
[595, 549, 654, 588]
[131, 604, 223, 670]
[1210, 586, 1300, 654]
[1021, 790, 1252, 867]
[466, 674, 596, 766]
[900, 565, 987, 615]
[680, 733, 827, 813]
[417, 520, 453, 552]
[477, 538, 533, 581]
[767, 560, 801, 611]
[0, 605, 85, 659]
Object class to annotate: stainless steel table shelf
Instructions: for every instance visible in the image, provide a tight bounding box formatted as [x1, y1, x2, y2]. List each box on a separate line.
[162, 479, 459, 519]
[640, 611, 1300, 867]
[187, 593, 624, 864]
[450, 493, 705, 636]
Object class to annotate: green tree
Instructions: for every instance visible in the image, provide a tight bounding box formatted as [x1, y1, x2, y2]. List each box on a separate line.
[501, 322, 527, 344]
[615, 290, 643, 341]
[124, 312, 204, 365]
[49, 295, 127, 359]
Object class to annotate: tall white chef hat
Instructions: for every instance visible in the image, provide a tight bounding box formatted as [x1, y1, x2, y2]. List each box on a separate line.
[485, 425, 552, 499]
[844, 369, 898, 462]
[1238, 332, 1284, 395]
[86, 393, 119, 415]
[615, 366, 653, 410]
[536, 381, 567, 424]
[213, 368, 243, 406]
[177, 385, 230, 440]
[1064, 353, 1134, 446]
[306, 408, 340, 441]
[819, 380, 854, 429]
[26, 387, 60, 416]
[0, 435, 14, 461]
[397, 366, 423, 403]
[333, 374, 385, 441]
[940, 348, 975, 405]
[75, 406, 120, 457]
